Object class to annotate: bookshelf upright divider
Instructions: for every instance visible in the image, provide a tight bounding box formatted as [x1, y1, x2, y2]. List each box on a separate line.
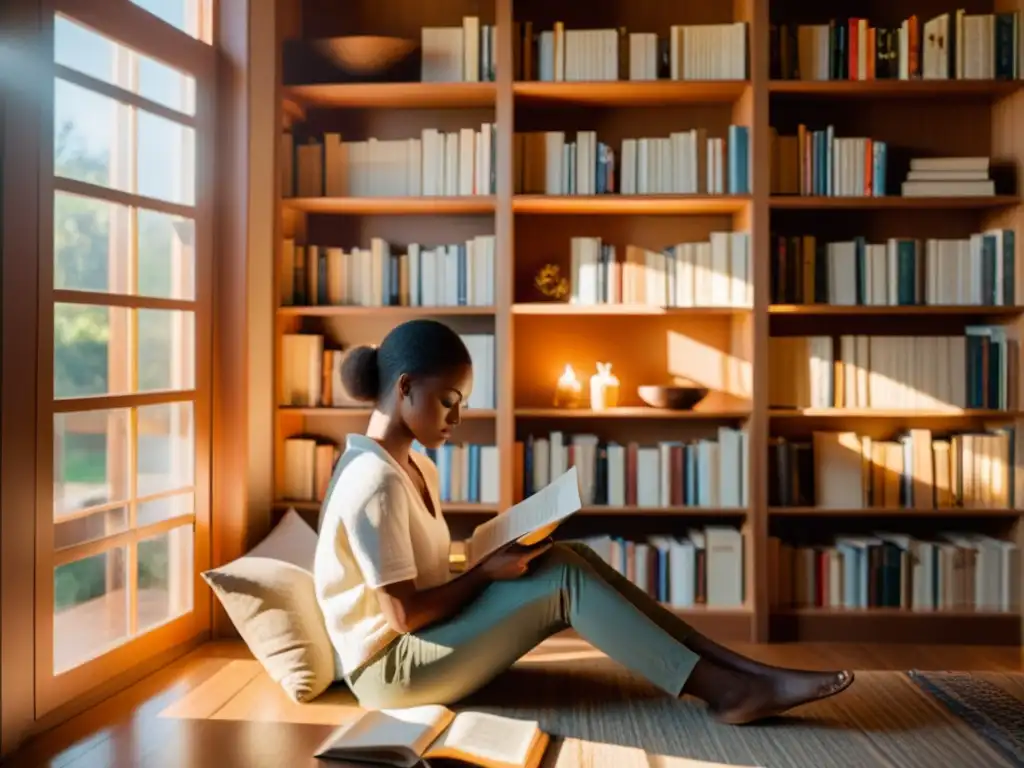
[272, 0, 1024, 646]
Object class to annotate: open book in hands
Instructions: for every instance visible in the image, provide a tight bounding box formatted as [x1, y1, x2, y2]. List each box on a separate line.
[314, 705, 549, 768]
[461, 467, 582, 570]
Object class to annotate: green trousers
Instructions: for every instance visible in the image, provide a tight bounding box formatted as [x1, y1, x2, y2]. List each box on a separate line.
[347, 542, 702, 708]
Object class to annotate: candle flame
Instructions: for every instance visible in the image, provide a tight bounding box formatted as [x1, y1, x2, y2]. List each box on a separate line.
[558, 364, 577, 384]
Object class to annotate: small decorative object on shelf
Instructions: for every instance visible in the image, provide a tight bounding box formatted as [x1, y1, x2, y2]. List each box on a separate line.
[589, 362, 620, 411]
[534, 263, 570, 301]
[553, 364, 583, 408]
[311, 36, 417, 76]
[638, 381, 709, 411]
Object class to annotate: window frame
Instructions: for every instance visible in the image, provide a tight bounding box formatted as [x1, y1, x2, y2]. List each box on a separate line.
[35, 0, 216, 717]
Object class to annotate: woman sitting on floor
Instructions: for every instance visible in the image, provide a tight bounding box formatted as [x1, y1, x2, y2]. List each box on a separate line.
[314, 319, 854, 725]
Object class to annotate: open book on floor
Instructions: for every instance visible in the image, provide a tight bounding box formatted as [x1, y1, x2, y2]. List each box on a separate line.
[314, 705, 549, 768]
[458, 466, 582, 571]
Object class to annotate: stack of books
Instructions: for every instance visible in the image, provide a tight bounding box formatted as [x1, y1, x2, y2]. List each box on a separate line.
[900, 157, 995, 197]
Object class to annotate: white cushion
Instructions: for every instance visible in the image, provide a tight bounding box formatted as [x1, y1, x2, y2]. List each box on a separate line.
[246, 508, 319, 570]
[202, 509, 335, 702]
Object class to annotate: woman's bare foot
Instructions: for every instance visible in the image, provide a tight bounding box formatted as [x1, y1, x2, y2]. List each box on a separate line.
[712, 669, 855, 725]
[683, 659, 854, 725]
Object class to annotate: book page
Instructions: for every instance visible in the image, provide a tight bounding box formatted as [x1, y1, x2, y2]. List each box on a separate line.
[314, 705, 453, 766]
[426, 711, 541, 768]
[465, 467, 581, 568]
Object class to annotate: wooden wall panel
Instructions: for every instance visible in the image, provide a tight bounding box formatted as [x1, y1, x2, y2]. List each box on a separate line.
[0, 0, 45, 753]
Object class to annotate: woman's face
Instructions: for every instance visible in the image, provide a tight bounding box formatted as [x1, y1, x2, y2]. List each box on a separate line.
[397, 363, 474, 449]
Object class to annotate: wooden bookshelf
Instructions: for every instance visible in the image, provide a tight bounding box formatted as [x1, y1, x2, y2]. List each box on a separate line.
[284, 82, 498, 109]
[768, 79, 1024, 98]
[272, 0, 1024, 646]
[513, 80, 750, 105]
[769, 195, 1021, 210]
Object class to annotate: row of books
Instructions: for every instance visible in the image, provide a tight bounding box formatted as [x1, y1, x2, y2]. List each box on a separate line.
[566, 232, 752, 308]
[514, 127, 750, 197]
[769, 533, 1020, 612]
[280, 333, 496, 410]
[517, 429, 749, 509]
[770, 229, 1017, 307]
[769, 329, 1018, 411]
[514, 22, 748, 82]
[420, 18, 497, 83]
[412, 443, 500, 504]
[578, 528, 746, 609]
[282, 437, 340, 502]
[281, 439, 499, 505]
[771, 12, 1022, 81]
[770, 126, 888, 197]
[279, 236, 496, 309]
[284, 124, 497, 199]
[769, 428, 1017, 510]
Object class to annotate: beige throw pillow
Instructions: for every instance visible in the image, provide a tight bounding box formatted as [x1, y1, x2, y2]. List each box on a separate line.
[202, 511, 334, 703]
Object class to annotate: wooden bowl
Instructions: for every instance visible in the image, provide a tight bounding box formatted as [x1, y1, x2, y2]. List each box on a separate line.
[311, 36, 417, 76]
[638, 384, 709, 411]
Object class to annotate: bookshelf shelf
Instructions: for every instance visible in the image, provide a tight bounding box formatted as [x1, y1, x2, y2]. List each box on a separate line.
[513, 80, 749, 106]
[273, 0, 1024, 646]
[278, 407, 498, 419]
[769, 195, 1020, 210]
[770, 609, 1020, 645]
[513, 303, 749, 316]
[769, 304, 1024, 317]
[515, 407, 752, 420]
[577, 506, 748, 517]
[770, 507, 1023, 518]
[283, 82, 497, 109]
[778, 607, 1019, 618]
[277, 305, 496, 318]
[513, 194, 750, 215]
[768, 79, 1024, 99]
[275, 499, 499, 514]
[769, 408, 1022, 419]
[283, 196, 496, 215]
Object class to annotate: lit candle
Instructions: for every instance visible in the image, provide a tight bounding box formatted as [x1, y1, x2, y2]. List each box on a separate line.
[590, 362, 620, 411]
[553, 364, 582, 408]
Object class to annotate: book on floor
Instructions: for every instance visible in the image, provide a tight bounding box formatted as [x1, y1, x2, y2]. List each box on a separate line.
[313, 705, 549, 768]
[462, 467, 582, 569]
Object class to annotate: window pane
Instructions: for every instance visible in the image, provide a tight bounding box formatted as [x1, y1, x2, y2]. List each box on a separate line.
[138, 110, 195, 206]
[131, 0, 201, 40]
[54, 547, 128, 673]
[138, 492, 192, 527]
[137, 309, 195, 392]
[54, 409, 131, 516]
[54, 303, 131, 398]
[138, 209, 195, 300]
[139, 57, 196, 116]
[54, 16, 114, 84]
[55, 79, 130, 193]
[137, 526, 193, 633]
[54, 192, 130, 294]
[55, 16, 196, 116]
[137, 402, 194, 496]
[54, 195, 196, 300]
[55, 506, 129, 550]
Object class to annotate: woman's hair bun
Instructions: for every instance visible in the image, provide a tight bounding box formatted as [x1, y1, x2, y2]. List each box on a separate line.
[340, 345, 380, 402]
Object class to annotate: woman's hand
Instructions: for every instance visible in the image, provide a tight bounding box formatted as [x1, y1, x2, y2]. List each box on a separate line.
[480, 543, 552, 581]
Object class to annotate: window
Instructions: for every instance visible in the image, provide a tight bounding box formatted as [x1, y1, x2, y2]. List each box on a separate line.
[38, 2, 213, 714]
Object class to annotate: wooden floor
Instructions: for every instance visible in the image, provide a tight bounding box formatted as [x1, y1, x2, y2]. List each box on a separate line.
[4, 638, 1022, 768]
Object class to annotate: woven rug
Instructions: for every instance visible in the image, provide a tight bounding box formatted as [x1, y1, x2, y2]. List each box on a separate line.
[909, 671, 1024, 768]
[453, 659, 1024, 767]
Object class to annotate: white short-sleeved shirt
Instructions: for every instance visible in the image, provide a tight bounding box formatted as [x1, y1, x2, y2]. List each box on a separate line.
[314, 434, 451, 676]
